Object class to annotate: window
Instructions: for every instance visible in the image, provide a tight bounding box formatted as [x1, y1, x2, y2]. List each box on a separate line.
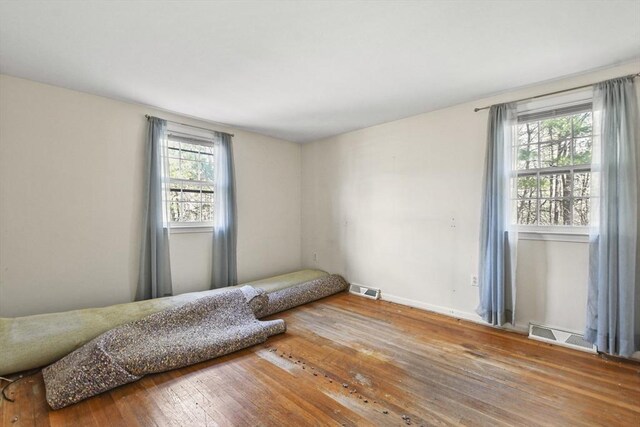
[166, 127, 216, 225]
[513, 103, 592, 230]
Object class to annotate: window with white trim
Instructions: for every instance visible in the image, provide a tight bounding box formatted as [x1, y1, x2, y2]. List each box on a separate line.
[513, 102, 592, 230]
[166, 127, 216, 225]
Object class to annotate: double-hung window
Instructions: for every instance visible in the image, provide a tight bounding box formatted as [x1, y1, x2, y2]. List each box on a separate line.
[166, 124, 216, 227]
[513, 96, 593, 234]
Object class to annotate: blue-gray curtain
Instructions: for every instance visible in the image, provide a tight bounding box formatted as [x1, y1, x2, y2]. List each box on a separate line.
[211, 132, 238, 288]
[136, 117, 173, 300]
[477, 103, 518, 326]
[585, 76, 639, 357]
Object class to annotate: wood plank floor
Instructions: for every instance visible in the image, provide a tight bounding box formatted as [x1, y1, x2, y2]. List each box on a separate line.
[2, 293, 639, 426]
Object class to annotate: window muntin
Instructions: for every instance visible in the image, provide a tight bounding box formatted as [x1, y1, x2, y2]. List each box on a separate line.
[513, 108, 592, 228]
[167, 132, 215, 224]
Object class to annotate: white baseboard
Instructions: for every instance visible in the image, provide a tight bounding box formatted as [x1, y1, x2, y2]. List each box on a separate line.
[379, 291, 640, 360]
[379, 291, 529, 333]
[381, 292, 482, 323]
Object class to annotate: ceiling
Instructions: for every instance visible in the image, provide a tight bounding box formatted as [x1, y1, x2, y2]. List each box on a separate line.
[1, 1, 638, 142]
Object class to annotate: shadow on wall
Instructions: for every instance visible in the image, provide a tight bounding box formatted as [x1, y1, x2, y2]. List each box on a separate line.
[515, 239, 589, 333]
[516, 240, 549, 329]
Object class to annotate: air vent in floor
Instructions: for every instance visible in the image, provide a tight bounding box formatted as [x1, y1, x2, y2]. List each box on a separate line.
[528, 323, 596, 353]
[349, 283, 381, 300]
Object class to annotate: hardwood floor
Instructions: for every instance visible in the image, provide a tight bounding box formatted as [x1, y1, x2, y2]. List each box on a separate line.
[2, 292, 639, 426]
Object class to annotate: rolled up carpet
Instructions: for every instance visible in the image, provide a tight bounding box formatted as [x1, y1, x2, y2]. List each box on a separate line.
[42, 275, 349, 409]
[258, 274, 349, 318]
[1, 269, 328, 377]
[42, 286, 285, 409]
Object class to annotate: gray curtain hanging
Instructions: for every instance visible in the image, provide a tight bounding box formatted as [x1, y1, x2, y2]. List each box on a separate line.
[476, 103, 518, 326]
[211, 132, 238, 288]
[585, 76, 639, 357]
[136, 117, 173, 300]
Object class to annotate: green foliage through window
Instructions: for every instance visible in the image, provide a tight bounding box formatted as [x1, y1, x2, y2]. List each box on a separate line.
[514, 110, 592, 227]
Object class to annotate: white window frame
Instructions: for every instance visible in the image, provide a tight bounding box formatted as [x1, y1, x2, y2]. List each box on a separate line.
[166, 123, 217, 232]
[514, 89, 593, 241]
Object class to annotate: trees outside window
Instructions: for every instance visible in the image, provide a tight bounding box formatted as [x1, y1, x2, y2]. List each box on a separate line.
[167, 135, 216, 224]
[514, 109, 592, 228]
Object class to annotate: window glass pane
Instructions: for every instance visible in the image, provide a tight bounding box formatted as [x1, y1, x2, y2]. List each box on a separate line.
[517, 146, 538, 170]
[557, 140, 572, 166]
[166, 130, 216, 223]
[573, 198, 590, 226]
[180, 202, 200, 222]
[200, 145, 214, 155]
[517, 176, 537, 198]
[539, 143, 553, 167]
[540, 142, 571, 168]
[540, 172, 572, 198]
[517, 199, 538, 225]
[201, 162, 215, 182]
[174, 202, 185, 221]
[182, 183, 198, 189]
[540, 116, 572, 142]
[573, 112, 592, 138]
[573, 172, 591, 197]
[518, 122, 539, 145]
[539, 199, 571, 225]
[167, 146, 180, 158]
[169, 187, 182, 202]
[175, 160, 200, 180]
[201, 204, 213, 221]
[202, 190, 214, 204]
[169, 202, 180, 222]
[510, 109, 592, 228]
[168, 158, 181, 178]
[180, 143, 200, 161]
[200, 152, 214, 163]
[182, 189, 201, 203]
[573, 137, 592, 165]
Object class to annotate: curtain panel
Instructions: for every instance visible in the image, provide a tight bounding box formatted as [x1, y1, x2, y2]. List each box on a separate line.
[211, 132, 238, 288]
[477, 103, 518, 326]
[585, 76, 639, 357]
[136, 117, 173, 300]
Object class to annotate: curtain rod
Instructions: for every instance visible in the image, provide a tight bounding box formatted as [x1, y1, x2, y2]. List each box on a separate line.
[473, 72, 640, 112]
[145, 114, 234, 137]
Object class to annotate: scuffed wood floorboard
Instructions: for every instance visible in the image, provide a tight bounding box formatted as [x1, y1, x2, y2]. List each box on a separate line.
[2, 293, 639, 426]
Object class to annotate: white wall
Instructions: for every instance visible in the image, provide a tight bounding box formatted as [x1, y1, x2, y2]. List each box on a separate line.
[2, 61, 637, 333]
[0, 75, 302, 317]
[301, 61, 639, 333]
[516, 239, 589, 332]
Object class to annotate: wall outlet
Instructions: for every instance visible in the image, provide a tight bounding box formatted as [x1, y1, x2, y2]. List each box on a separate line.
[313, 253, 318, 262]
[471, 275, 478, 287]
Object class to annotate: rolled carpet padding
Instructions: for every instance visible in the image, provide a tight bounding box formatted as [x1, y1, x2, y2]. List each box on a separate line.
[1, 269, 328, 376]
[259, 274, 350, 318]
[42, 286, 285, 409]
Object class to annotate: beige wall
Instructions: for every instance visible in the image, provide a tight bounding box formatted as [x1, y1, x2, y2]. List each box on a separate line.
[301, 61, 639, 333]
[2, 61, 638, 333]
[516, 239, 589, 332]
[0, 75, 302, 317]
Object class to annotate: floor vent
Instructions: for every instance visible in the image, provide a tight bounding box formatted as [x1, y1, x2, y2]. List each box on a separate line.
[349, 284, 381, 300]
[528, 323, 596, 354]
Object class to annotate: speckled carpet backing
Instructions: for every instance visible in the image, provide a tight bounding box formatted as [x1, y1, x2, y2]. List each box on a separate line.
[42, 275, 349, 409]
[258, 274, 349, 318]
[42, 286, 284, 409]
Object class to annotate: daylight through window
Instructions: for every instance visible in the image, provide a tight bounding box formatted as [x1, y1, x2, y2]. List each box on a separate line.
[167, 132, 216, 224]
[514, 106, 592, 228]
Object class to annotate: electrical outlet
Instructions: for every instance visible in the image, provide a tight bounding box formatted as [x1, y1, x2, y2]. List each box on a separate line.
[313, 253, 318, 262]
[471, 275, 478, 287]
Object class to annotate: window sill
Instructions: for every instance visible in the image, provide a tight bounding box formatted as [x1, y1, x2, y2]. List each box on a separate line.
[518, 231, 589, 243]
[170, 225, 213, 234]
